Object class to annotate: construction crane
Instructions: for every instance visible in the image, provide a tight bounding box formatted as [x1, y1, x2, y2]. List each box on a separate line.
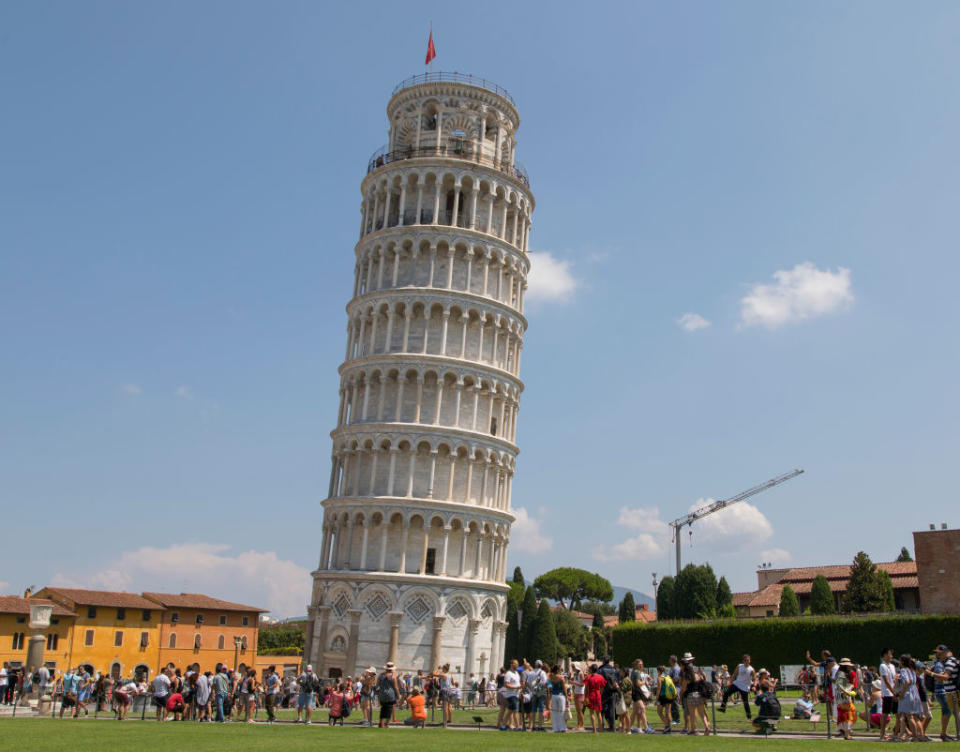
[669, 469, 804, 575]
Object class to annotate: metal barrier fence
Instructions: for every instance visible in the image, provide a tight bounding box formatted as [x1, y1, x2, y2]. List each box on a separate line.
[366, 144, 530, 188]
[391, 72, 516, 107]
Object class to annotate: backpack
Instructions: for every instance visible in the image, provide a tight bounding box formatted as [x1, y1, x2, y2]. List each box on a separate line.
[342, 696, 352, 717]
[764, 694, 782, 719]
[661, 676, 677, 701]
[378, 675, 397, 704]
[698, 671, 715, 700]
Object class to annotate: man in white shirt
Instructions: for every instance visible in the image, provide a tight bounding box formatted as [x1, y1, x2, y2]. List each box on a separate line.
[503, 660, 522, 731]
[879, 648, 900, 739]
[719, 653, 756, 718]
[152, 669, 171, 722]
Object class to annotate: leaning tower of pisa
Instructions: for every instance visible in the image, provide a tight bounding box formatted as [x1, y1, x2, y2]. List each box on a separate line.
[305, 72, 533, 680]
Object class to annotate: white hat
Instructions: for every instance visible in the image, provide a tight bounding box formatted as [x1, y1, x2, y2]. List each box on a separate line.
[306, 665, 313, 671]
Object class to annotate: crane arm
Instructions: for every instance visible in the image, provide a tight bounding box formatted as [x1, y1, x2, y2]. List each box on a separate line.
[669, 469, 804, 531]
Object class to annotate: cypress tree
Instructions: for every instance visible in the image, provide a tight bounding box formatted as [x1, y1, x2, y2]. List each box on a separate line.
[656, 576, 676, 620]
[779, 584, 800, 617]
[844, 551, 883, 613]
[619, 592, 636, 623]
[504, 598, 521, 665]
[520, 586, 538, 658]
[877, 570, 896, 612]
[896, 547, 913, 563]
[528, 598, 558, 665]
[716, 576, 733, 608]
[513, 566, 526, 585]
[810, 574, 835, 614]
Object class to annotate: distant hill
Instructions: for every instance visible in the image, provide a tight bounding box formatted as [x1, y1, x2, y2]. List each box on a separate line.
[611, 585, 655, 609]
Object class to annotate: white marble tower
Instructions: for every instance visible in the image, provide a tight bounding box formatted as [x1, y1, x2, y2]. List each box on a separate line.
[306, 72, 533, 680]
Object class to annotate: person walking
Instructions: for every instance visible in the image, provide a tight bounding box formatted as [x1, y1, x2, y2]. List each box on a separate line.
[896, 654, 923, 742]
[598, 656, 621, 732]
[834, 659, 858, 740]
[152, 668, 171, 722]
[718, 654, 756, 719]
[262, 665, 279, 724]
[656, 665, 678, 733]
[571, 665, 586, 730]
[548, 664, 567, 733]
[584, 664, 606, 734]
[879, 647, 900, 740]
[629, 659, 655, 734]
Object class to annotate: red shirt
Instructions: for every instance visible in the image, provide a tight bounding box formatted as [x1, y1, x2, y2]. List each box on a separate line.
[165, 693, 183, 711]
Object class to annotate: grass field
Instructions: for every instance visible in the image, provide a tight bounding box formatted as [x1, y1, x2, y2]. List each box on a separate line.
[0, 717, 912, 752]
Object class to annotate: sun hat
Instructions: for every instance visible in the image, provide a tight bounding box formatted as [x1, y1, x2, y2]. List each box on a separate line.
[681, 652, 694, 663]
[838, 658, 855, 667]
[385, 661, 395, 670]
[366, 666, 376, 674]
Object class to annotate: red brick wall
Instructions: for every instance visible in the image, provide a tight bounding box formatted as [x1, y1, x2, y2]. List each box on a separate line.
[914, 528, 960, 614]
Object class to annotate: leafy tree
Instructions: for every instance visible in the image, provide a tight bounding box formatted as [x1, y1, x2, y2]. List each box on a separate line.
[592, 610, 605, 629]
[528, 599, 558, 665]
[507, 580, 525, 610]
[844, 551, 884, 613]
[896, 547, 913, 563]
[619, 592, 636, 623]
[533, 568, 613, 610]
[520, 586, 539, 658]
[591, 626, 607, 656]
[877, 570, 896, 612]
[554, 607, 587, 659]
[810, 574, 835, 615]
[513, 566, 526, 585]
[656, 576, 676, 620]
[717, 603, 736, 619]
[257, 624, 305, 653]
[579, 600, 616, 617]
[674, 563, 719, 619]
[779, 584, 800, 617]
[716, 576, 733, 608]
[505, 598, 521, 664]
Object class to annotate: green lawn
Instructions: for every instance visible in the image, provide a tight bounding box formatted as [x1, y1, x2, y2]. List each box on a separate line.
[0, 718, 907, 752]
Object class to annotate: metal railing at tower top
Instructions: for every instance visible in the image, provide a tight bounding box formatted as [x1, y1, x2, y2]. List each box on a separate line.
[392, 72, 516, 107]
[367, 144, 530, 188]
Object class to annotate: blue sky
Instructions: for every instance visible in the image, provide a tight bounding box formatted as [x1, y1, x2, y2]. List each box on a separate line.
[2, 1, 958, 617]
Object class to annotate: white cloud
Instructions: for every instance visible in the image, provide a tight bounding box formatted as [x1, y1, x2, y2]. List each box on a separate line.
[123, 384, 142, 396]
[759, 548, 791, 566]
[51, 543, 310, 618]
[740, 262, 853, 329]
[688, 499, 773, 544]
[510, 507, 553, 553]
[525, 252, 578, 304]
[176, 385, 193, 400]
[0, 581, 10, 594]
[594, 506, 670, 562]
[677, 313, 711, 332]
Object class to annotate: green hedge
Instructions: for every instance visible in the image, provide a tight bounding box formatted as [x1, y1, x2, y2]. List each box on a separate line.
[612, 615, 960, 670]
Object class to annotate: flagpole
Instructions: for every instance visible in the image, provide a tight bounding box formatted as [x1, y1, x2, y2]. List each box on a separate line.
[429, 21, 434, 77]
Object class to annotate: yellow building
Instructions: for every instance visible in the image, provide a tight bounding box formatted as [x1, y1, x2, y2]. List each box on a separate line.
[0, 595, 75, 671]
[142, 592, 264, 673]
[34, 587, 163, 679]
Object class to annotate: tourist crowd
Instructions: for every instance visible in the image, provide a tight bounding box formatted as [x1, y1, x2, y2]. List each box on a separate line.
[2, 643, 956, 738]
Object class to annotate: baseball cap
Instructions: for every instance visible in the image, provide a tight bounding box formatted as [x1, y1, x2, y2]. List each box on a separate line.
[936, 644, 948, 652]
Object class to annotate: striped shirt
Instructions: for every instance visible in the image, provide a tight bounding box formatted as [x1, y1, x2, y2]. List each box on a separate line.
[944, 655, 959, 693]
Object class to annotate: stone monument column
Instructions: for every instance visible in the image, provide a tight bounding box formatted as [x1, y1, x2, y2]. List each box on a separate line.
[387, 612, 403, 665]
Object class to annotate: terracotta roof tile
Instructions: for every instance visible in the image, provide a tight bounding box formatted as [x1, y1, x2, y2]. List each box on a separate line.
[732, 591, 756, 607]
[39, 587, 161, 610]
[142, 592, 266, 613]
[777, 561, 916, 583]
[0, 596, 75, 617]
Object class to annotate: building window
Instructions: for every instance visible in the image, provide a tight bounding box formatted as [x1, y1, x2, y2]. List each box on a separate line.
[766, 610, 774, 617]
[87, 606, 97, 619]
[168, 633, 177, 649]
[140, 632, 149, 648]
[46, 633, 59, 650]
[425, 548, 436, 575]
[195, 614, 204, 625]
[51, 617, 59, 625]
[84, 629, 94, 646]
[12, 633, 25, 650]
[114, 631, 123, 647]
[217, 635, 225, 650]
[16, 616, 25, 624]
[110, 662, 121, 680]
[241, 616, 249, 627]
[194, 634, 202, 649]
[142, 610, 151, 622]
[116, 608, 126, 620]
[170, 612, 179, 624]
[219, 615, 227, 625]
[240, 635, 248, 652]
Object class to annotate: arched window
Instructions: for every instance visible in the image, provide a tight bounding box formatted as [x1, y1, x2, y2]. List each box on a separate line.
[217, 635, 225, 650]
[110, 662, 121, 680]
[193, 634, 201, 649]
[240, 635, 248, 652]
[168, 633, 177, 649]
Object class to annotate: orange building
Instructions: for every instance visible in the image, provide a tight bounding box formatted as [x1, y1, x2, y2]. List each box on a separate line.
[0, 595, 76, 671]
[142, 592, 264, 673]
[33, 587, 163, 678]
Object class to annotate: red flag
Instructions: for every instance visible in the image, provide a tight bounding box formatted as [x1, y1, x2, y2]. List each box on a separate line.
[425, 28, 436, 65]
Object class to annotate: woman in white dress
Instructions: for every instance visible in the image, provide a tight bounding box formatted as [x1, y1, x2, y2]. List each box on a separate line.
[896, 654, 923, 742]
